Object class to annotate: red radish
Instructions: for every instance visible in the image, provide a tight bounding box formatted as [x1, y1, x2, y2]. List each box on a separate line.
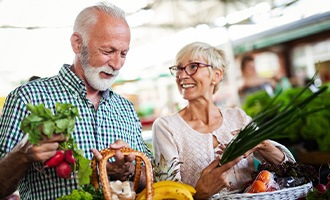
[43, 150, 65, 169]
[55, 161, 72, 179]
[65, 149, 76, 164]
[326, 176, 330, 189]
[315, 183, 326, 194]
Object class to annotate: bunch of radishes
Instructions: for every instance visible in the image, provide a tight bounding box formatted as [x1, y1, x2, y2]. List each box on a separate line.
[20, 103, 92, 185]
[43, 149, 76, 179]
[313, 175, 330, 195]
[306, 173, 330, 199]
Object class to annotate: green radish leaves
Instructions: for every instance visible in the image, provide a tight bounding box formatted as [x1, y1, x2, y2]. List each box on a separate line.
[20, 102, 81, 144]
[20, 102, 91, 186]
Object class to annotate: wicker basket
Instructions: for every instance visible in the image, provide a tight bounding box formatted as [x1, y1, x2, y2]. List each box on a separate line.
[213, 182, 312, 200]
[91, 147, 153, 200]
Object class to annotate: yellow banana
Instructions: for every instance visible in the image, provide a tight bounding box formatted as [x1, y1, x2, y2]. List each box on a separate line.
[136, 189, 146, 200]
[153, 180, 196, 196]
[176, 182, 196, 196]
[152, 185, 193, 200]
[136, 180, 196, 200]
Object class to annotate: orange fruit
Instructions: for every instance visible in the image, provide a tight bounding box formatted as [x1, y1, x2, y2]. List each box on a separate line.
[247, 180, 267, 193]
[256, 170, 272, 185]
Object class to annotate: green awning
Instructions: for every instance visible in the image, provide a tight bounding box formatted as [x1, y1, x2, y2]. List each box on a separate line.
[233, 11, 330, 55]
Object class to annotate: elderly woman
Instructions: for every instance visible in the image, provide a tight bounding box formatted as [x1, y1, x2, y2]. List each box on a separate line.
[151, 42, 295, 200]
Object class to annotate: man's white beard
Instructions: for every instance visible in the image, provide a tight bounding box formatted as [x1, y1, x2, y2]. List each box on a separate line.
[80, 46, 119, 91]
[83, 64, 119, 91]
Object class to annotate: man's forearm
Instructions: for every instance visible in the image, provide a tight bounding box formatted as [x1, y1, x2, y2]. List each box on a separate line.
[0, 150, 31, 198]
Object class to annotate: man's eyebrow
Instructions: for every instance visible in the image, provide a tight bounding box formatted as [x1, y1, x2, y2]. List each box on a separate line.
[99, 46, 129, 52]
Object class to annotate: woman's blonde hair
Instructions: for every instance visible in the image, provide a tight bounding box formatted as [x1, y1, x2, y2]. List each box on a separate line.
[175, 42, 229, 94]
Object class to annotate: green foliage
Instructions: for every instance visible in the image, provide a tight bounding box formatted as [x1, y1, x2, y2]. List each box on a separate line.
[20, 102, 81, 144]
[242, 83, 330, 152]
[306, 188, 330, 200]
[243, 90, 272, 117]
[56, 189, 93, 200]
[57, 184, 105, 200]
[221, 74, 329, 164]
[81, 184, 105, 200]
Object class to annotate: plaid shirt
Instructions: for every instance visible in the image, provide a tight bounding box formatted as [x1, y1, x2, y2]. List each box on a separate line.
[0, 64, 152, 200]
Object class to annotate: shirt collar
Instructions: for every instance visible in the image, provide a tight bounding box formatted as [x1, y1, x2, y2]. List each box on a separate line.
[59, 64, 113, 100]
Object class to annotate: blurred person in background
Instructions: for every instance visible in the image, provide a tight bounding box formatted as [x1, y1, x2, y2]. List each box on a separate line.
[238, 55, 292, 104]
[0, 2, 152, 199]
[238, 55, 277, 99]
[152, 42, 295, 200]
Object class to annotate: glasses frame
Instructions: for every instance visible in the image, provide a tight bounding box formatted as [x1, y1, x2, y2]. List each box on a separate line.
[169, 62, 213, 77]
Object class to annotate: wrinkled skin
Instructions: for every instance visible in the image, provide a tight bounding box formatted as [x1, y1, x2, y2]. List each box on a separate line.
[194, 156, 242, 200]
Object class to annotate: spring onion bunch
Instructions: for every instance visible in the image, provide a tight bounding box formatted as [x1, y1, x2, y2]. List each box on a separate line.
[220, 72, 329, 165]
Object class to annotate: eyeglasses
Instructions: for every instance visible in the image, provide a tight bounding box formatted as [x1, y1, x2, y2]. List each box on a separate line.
[169, 62, 213, 77]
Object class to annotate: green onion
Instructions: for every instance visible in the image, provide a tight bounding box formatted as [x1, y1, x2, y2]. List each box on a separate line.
[220, 72, 329, 165]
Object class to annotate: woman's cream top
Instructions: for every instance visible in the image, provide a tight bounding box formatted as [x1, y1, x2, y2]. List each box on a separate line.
[152, 107, 295, 192]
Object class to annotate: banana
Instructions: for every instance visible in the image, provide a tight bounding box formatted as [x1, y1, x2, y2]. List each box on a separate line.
[136, 190, 146, 200]
[153, 180, 196, 196]
[136, 180, 196, 200]
[152, 185, 193, 200]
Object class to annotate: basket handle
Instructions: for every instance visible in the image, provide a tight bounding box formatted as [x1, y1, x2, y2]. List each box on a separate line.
[91, 147, 153, 200]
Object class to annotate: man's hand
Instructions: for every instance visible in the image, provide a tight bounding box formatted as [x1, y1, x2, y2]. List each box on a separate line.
[0, 133, 66, 198]
[91, 140, 135, 181]
[16, 133, 66, 164]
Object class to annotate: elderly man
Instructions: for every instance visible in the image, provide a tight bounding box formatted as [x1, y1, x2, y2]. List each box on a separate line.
[0, 2, 152, 199]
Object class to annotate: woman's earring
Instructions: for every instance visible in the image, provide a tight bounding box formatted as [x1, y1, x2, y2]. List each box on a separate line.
[212, 81, 216, 85]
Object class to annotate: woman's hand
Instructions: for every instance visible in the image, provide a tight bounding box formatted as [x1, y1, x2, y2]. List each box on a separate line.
[228, 131, 285, 164]
[91, 140, 135, 181]
[194, 156, 242, 200]
[245, 140, 285, 164]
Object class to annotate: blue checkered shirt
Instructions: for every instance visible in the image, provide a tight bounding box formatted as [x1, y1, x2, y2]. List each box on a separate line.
[0, 64, 152, 200]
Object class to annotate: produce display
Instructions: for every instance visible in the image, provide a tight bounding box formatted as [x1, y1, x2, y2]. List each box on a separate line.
[242, 83, 330, 152]
[20, 102, 92, 185]
[221, 73, 329, 165]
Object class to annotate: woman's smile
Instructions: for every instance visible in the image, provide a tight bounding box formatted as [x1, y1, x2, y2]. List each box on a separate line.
[181, 83, 195, 89]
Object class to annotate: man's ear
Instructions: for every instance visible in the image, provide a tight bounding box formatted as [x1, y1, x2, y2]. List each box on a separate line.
[70, 32, 82, 54]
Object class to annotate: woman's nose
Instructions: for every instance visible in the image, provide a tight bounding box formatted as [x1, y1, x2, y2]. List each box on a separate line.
[177, 70, 189, 78]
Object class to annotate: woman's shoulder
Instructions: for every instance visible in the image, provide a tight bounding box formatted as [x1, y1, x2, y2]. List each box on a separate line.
[220, 106, 252, 125]
[220, 106, 248, 116]
[154, 112, 180, 125]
